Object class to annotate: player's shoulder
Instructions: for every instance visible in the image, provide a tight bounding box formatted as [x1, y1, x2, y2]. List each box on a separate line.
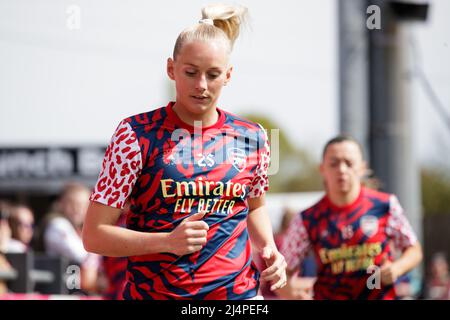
[363, 186, 391, 203]
[301, 195, 328, 220]
[121, 105, 166, 130]
[222, 109, 265, 132]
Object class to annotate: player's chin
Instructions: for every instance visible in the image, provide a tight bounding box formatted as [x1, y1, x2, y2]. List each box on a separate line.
[336, 183, 351, 194]
[187, 97, 214, 113]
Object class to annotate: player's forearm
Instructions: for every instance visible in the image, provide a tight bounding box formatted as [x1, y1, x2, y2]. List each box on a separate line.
[394, 242, 423, 276]
[83, 224, 169, 257]
[247, 205, 277, 253]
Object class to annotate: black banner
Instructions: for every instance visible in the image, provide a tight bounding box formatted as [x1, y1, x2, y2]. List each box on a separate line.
[0, 147, 106, 193]
[0, 299, 443, 319]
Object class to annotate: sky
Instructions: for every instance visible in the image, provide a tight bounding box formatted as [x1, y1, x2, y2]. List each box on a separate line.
[0, 0, 449, 169]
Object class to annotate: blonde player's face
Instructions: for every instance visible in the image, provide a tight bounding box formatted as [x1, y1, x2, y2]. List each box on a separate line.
[167, 40, 232, 117]
[320, 141, 367, 195]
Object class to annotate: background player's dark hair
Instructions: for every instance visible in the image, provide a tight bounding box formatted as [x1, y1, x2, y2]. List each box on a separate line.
[322, 135, 364, 160]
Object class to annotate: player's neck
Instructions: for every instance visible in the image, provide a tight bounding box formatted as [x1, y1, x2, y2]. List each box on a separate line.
[172, 102, 219, 128]
[328, 184, 362, 208]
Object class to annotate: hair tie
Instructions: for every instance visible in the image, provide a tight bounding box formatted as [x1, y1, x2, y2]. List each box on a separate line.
[199, 18, 214, 25]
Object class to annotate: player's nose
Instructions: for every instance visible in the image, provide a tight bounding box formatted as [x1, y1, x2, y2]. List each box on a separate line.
[195, 74, 208, 91]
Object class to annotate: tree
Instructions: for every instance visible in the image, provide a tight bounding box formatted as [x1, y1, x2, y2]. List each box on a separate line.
[421, 167, 450, 215]
[243, 113, 322, 193]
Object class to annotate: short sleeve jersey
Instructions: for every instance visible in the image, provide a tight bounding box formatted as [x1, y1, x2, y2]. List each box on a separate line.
[90, 101, 270, 300]
[281, 187, 418, 300]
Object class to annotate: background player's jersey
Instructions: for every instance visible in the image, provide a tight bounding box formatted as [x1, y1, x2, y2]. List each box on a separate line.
[90, 101, 270, 300]
[282, 187, 418, 300]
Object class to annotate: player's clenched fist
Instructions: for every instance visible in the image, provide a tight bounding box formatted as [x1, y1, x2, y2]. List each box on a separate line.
[166, 212, 209, 256]
[380, 259, 400, 285]
[261, 246, 288, 291]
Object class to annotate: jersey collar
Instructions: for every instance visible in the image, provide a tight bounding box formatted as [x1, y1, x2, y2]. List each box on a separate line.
[325, 185, 365, 212]
[165, 101, 226, 133]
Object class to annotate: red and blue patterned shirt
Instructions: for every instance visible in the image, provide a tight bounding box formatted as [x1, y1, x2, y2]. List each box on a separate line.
[90, 101, 270, 300]
[282, 187, 418, 300]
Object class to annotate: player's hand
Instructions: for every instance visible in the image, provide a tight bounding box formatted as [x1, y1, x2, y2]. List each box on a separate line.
[260, 246, 287, 291]
[380, 258, 400, 285]
[276, 274, 315, 300]
[293, 289, 314, 300]
[167, 212, 209, 256]
[291, 275, 315, 300]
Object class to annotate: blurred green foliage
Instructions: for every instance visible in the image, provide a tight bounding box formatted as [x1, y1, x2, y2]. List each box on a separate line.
[243, 113, 323, 193]
[244, 114, 450, 215]
[421, 168, 450, 215]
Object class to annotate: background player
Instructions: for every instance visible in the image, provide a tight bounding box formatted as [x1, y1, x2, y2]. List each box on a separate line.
[278, 135, 423, 299]
[82, 3, 286, 300]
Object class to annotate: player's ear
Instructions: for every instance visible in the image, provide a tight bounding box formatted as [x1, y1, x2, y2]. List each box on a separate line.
[360, 160, 368, 178]
[224, 65, 233, 86]
[167, 58, 175, 80]
[319, 162, 325, 176]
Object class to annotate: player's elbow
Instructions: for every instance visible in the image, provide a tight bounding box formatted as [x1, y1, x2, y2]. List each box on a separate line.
[405, 242, 423, 269]
[81, 228, 93, 253]
[82, 225, 100, 254]
[414, 242, 424, 264]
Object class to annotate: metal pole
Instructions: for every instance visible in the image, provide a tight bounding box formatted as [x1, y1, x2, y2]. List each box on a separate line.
[368, 0, 424, 293]
[338, 0, 370, 159]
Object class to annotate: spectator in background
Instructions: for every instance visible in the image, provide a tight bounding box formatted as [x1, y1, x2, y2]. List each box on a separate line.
[0, 200, 12, 252]
[38, 182, 101, 295]
[7, 204, 35, 253]
[425, 252, 450, 300]
[0, 200, 13, 295]
[0, 250, 12, 295]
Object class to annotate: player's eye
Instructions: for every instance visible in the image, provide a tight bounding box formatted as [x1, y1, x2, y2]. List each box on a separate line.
[207, 72, 220, 79]
[185, 70, 196, 77]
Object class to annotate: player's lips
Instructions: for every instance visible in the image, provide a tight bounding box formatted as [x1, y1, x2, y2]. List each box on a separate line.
[337, 177, 347, 184]
[191, 95, 210, 102]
